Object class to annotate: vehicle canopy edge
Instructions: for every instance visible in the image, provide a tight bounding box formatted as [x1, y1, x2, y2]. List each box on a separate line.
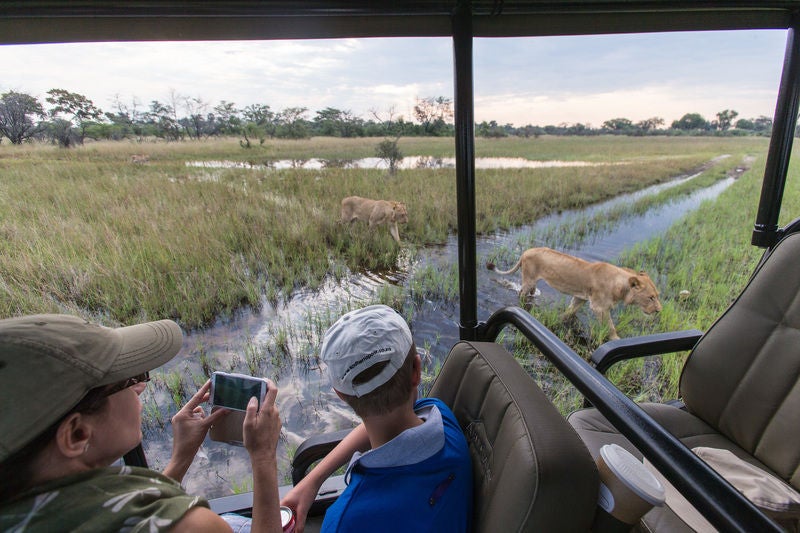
[1, 1, 799, 44]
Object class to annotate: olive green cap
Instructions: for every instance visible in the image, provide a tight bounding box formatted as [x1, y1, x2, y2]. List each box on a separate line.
[0, 314, 183, 462]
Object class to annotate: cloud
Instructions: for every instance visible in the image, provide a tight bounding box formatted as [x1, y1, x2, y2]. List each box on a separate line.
[477, 83, 781, 126]
[472, 30, 786, 125]
[0, 30, 788, 127]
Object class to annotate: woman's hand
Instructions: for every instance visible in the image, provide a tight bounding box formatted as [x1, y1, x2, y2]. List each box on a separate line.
[243, 379, 281, 460]
[243, 380, 283, 533]
[164, 380, 228, 482]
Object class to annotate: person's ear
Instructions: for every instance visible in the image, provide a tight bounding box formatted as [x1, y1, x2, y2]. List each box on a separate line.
[55, 413, 92, 459]
[411, 353, 422, 387]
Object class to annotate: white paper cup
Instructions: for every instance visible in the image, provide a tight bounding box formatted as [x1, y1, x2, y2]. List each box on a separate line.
[593, 444, 666, 531]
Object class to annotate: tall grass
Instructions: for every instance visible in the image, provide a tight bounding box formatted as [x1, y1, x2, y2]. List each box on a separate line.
[0, 135, 769, 330]
[613, 150, 799, 399]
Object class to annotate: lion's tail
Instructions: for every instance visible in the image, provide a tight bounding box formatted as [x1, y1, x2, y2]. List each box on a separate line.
[486, 257, 522, 276]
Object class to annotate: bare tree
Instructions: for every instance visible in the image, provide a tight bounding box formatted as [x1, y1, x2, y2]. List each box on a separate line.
[370, 105, 408, 137]
[371, 106, 404, 174]
[181, 95, 210, 139]
[108, 94, 145, 139]
[413, 96, 453, 136]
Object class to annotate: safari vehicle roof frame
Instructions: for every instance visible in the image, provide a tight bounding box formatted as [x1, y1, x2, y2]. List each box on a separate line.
[753, 13, 800, 247]
[2, 2, 799, 531]
[2, 1, 800, 42]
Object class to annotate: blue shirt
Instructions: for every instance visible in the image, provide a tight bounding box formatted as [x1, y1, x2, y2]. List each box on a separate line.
[321, 398, 473, 533]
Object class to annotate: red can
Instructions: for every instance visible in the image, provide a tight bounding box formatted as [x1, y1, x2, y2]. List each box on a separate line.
[280, 506, 296, 533]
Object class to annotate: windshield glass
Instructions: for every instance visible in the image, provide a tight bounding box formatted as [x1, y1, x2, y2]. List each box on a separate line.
[0, 29, 793, 498]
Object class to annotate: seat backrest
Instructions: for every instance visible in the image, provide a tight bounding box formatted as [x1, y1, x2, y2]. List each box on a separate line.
[680, 231, 800, 490]
[430, 341, 598, 533]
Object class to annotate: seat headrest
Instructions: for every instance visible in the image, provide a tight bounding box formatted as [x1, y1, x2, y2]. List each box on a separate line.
[430, 341, 599, 532]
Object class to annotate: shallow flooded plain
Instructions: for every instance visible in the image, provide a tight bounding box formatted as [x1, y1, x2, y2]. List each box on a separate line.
[145, 154, 749, 498]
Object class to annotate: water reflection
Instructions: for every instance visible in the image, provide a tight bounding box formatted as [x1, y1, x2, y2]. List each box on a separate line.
[186, 156, 612, 171]
[146, 165, 736, 499]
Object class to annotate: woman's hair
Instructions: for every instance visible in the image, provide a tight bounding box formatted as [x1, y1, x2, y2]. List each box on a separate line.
[0, 386, 110, 504]
[340, 344, 417, 417]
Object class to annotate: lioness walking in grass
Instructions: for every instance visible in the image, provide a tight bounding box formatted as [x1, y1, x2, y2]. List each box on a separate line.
[488, 247, 662, 340]
[340, 195, 409, 243]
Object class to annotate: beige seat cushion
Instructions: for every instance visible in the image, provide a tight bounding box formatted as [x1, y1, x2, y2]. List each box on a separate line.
[694, 447, 800, 520]
[643, 448, 800, 533]
[568, 402, 786, 532]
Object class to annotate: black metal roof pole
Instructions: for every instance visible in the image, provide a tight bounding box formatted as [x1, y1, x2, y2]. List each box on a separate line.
[753, 16, 800, 248]
[453, 1, 479, 340]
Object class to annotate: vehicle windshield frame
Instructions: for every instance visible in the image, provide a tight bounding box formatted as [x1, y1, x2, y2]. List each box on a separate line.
[2, 2, 797, 531]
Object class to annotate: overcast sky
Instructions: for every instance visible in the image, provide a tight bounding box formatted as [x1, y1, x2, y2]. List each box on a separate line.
[0, 29, 789, 127]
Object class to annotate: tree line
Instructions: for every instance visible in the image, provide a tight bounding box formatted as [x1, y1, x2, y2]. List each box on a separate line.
[478, 109, 774, 138]
[0, 88, 779, 147]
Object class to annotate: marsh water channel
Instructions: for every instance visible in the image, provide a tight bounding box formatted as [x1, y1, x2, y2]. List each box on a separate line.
[186, 155, 614, 171]
[144, 156, 743, 499]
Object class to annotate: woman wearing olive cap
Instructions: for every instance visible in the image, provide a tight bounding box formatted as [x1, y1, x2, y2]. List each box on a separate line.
[0, 314, 282, 533]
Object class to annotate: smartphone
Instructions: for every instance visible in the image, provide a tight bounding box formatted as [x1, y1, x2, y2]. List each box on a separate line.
[209, 406, 246, 446]
[210, 371, 268, 412]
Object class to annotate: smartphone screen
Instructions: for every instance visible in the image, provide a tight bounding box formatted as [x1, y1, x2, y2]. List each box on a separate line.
[211, 372, 266, 411]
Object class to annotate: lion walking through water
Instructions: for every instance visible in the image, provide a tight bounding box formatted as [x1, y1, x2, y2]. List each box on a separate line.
[487, 247, 662, 340]
[340, 196, 408, 243]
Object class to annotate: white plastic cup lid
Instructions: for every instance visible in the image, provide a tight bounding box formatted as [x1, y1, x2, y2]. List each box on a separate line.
[600, 443, 666, 506]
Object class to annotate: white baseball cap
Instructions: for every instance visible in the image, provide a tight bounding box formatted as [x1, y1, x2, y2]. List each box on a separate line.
[320, 305, 413, 397]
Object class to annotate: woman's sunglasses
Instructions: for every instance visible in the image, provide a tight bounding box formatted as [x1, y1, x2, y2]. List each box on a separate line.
[102, 372, 151, 397]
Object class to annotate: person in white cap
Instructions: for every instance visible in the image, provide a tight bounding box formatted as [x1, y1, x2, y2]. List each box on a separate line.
[281, 304, 473, 533]
[0, 314, 283, 533]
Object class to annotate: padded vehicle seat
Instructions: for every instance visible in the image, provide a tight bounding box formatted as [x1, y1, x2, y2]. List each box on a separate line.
[431, 341, 599, 532]
[569, 231, 800, 531]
